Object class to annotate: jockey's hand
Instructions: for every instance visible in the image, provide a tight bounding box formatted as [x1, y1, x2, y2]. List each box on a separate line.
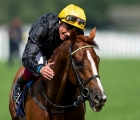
[39, 62, 54, 80]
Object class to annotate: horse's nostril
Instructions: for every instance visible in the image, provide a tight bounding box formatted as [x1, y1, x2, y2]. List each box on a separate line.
[103, 98, 107, 103]
[94, 94, 101, 102]
[100, 97, 107, 105]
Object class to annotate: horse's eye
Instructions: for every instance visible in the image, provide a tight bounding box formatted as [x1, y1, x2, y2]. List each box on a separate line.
[75, 61, 84, 67]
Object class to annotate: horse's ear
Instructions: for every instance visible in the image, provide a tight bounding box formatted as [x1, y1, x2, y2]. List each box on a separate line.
[70, 28, 77, 45]
[89, 27, 96, 40]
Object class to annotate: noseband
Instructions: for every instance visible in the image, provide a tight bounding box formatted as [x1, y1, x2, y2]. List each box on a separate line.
[69, 44, 100, 88]
[69, 44, 100, 104]
[29, 43, 100, 113]
[44, 44, 100, 107]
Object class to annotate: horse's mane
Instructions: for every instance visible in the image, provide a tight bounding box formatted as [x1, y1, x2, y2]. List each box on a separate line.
[48, 40, 70, 63]
[48, 34, 99, 63]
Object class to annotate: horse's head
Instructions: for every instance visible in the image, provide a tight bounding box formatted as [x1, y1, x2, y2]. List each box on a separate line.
[68, 27, 107, 112]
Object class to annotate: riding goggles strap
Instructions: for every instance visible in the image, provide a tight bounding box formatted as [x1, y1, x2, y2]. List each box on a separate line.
[62, 15, 86, 25]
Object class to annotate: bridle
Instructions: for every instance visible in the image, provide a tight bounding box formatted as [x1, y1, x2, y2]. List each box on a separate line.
[70, 44, 100, 88]
[29, 43, 100, 113]
[69, 44, 100, 104]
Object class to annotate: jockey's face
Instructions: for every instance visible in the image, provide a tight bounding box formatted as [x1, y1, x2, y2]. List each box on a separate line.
[59, 22, 74, 41]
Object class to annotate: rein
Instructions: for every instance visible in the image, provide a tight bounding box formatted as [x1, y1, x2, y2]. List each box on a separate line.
[29, 43, 100, 114]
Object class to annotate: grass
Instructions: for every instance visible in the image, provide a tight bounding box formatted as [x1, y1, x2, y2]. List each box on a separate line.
[0, 61, 21, 120]
[85, 59, 140, 120]
[0, 59, 140, 120]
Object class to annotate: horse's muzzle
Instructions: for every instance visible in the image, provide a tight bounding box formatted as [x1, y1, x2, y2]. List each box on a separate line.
[89, 94, 107, 112]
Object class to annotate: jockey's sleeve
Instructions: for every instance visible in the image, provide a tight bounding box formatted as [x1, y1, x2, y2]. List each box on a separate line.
[22, 23, 48, 74]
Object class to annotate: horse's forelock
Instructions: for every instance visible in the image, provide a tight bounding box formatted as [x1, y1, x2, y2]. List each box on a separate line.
[77, 35, 99, 49]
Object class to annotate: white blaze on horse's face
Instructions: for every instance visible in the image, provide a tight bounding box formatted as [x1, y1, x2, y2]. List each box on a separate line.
[86, 50, 106, 99]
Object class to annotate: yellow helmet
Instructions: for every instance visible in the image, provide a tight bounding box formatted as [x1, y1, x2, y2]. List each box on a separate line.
[58, 4, 86, 30]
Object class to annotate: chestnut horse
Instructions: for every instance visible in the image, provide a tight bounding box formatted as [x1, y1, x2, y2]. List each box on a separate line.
[9, 27, 107, 120]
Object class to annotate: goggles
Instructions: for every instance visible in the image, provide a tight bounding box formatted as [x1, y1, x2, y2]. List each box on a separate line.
[62, 15, 86, 26]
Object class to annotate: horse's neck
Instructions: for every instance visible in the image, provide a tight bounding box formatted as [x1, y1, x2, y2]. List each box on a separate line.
[44, 41, 78, 104]
[44, 78, 77, 105]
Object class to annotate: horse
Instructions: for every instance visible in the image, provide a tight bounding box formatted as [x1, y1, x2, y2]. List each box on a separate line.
[9, 27, 107, 120]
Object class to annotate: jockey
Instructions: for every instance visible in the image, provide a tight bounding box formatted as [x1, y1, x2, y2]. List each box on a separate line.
[12, 4, 86, 102]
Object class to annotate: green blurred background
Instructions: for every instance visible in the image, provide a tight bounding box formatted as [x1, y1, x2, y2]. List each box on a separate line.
[0, 0, 140, 120]
[0, 0, 140, 31]
[1, 60, 140, 120]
